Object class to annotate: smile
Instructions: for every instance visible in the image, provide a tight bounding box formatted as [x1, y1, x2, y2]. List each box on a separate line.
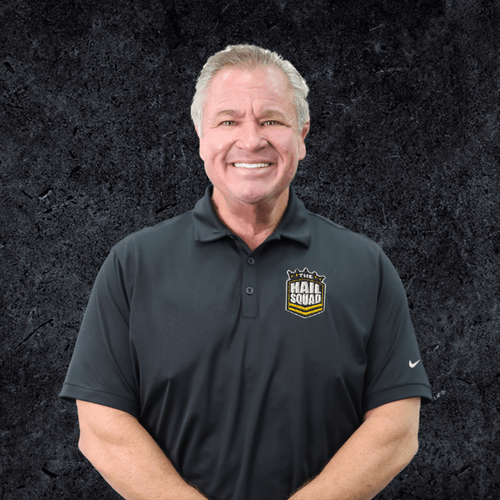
[232, 163, 273, 169]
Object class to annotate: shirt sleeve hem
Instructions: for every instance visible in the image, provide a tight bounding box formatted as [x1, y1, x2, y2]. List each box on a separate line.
[363, 383, 433, 413]
[59, 383, 140, 419]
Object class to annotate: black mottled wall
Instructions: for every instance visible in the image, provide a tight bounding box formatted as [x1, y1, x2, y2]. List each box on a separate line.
[1, 0, 499, 498]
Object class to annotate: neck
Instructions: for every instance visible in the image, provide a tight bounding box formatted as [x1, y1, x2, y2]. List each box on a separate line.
[211, 188, 289, 251]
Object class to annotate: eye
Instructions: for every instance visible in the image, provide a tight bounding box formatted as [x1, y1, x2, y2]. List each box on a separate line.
[262, 120, 279, 126]
[219, 120, 235, 126]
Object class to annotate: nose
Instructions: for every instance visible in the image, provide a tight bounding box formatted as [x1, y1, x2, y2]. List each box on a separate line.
[236, 121, 268, 151]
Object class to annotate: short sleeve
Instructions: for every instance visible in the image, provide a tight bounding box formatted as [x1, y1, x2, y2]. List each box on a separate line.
[362, 250, 432, 413]
[59, 250, 140, 418]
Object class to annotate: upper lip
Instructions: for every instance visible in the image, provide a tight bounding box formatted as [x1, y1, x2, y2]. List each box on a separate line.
[230, 160, 275, 164]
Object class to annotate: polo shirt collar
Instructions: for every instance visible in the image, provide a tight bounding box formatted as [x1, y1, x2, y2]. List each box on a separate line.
[192, 185, 311, 247]
[272, 186, 311, 247]
[192, 186, 230, 242]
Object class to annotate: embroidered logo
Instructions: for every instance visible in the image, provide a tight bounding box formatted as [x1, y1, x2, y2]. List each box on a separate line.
[286, 268, 326, 318]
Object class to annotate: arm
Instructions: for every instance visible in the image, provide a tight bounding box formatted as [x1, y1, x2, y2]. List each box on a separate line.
[289, 397, 421, 500]
[76, 400, 209, 500]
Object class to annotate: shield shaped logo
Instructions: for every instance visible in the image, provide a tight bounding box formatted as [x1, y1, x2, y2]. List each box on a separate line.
[286, 268, 326, 318]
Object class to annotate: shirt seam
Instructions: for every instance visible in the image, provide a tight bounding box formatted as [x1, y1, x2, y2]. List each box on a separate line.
[365, 382, 431, 398]
[62, 382, 137, 402]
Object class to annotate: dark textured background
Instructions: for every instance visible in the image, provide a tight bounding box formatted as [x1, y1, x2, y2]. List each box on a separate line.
[1, 0, 499, 498]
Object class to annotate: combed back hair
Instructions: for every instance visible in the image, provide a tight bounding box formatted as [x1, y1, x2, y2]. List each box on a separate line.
[191, 44, 310, 133]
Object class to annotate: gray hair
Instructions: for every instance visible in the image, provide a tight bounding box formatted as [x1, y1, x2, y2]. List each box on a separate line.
[191, 44, 309, 133]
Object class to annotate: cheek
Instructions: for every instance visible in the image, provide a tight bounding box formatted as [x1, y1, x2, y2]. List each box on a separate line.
[272, 130, 301, 156]
[279, 137, 302, 162]
[204, 135, 230, 159]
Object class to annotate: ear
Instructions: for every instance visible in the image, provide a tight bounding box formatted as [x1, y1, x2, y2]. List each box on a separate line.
[300, 120, 310, 141]
[196, 125, 205, 161]
[298, 120, 310, 160]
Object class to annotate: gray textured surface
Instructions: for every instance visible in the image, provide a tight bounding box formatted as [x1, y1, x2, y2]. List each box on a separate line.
[1, 0, 499, 498]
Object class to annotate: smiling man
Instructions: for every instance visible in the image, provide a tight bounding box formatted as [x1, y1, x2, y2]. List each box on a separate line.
[60, 45, 432, 500]
[197, 64, 308, 252]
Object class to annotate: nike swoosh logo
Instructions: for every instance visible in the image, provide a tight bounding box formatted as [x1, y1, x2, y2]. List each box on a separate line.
[409, 360, 421, 368]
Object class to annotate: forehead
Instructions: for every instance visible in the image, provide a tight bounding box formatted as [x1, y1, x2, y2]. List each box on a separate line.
[204, 66, 294, 112]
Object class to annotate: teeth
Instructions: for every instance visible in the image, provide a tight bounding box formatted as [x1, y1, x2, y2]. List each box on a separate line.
[233, 163, 271, 169]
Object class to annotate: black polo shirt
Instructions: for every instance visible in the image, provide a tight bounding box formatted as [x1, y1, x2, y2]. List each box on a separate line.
[60, 186, 432, 500]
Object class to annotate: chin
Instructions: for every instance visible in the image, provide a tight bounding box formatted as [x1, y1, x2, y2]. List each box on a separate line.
[234, 185, 287, 206]
[235, 191, 270, 205]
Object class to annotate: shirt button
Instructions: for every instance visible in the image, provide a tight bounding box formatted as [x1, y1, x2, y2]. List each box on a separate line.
[245, 286, 254, 295]
[247, 257, 255, 265]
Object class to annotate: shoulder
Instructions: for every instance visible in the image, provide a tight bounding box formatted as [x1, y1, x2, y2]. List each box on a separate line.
[111, 210, 194, 261]
[306, 210, 384, 260]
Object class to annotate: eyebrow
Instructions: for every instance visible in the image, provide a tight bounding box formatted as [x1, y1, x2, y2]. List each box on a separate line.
[214, 109, 242, 119]
[259, 109, 288, 122]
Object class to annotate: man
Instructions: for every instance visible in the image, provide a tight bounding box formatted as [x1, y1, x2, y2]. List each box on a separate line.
[60, 45, 432, 500]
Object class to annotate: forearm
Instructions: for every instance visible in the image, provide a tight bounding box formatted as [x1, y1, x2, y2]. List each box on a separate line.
[289, 398, 420, 500]
[77, 401, 208, 500]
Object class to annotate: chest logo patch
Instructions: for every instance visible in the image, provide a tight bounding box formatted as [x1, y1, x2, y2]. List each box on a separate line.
[286, 268, 326, 318]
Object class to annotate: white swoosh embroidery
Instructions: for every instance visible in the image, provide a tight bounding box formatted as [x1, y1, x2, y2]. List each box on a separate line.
[409, 360, 421, 368]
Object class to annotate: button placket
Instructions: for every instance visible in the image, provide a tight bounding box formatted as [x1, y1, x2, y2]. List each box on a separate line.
[242, 255, 258, 318]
